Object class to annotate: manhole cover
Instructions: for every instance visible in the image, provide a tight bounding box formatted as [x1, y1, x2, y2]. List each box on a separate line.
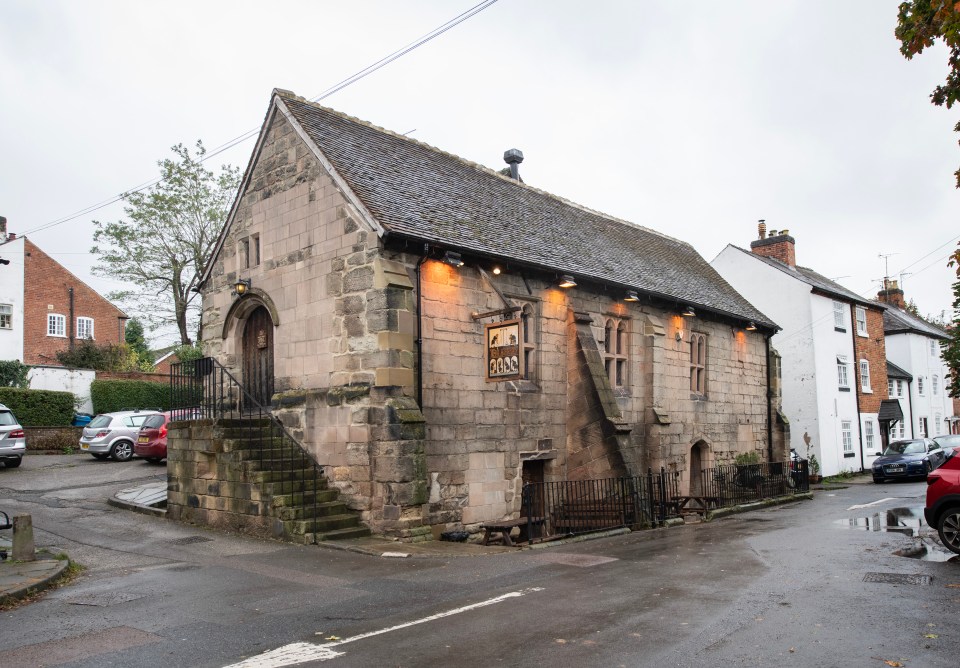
[863, 572, 932, 585]
[533, 553, 619, 568]
[171, 535, 214, 545]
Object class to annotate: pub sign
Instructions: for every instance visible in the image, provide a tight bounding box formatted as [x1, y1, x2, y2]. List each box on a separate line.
[485, 319, 523, 382]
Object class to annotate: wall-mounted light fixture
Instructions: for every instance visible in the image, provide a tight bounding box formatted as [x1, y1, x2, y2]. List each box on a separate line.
[624, 290, 639, 302]
[745, 321, 757, 331]
[558, 274, 577, 289]
[492, 266, 502, 275]
[233, 278, 252, 296]
[443, 251, 464, 268]
[681, 305, 696, 317]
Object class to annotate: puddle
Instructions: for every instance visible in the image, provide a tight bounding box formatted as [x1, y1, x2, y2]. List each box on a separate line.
[834, 507, 925, 536]
[894, 538, 960, 563]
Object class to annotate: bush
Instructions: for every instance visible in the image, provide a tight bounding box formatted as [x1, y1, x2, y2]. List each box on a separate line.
[0, 360, 30, 388]
[56, 341, 140, 371]
[0, 387, 75, 426]
[90, 379, 170, 414]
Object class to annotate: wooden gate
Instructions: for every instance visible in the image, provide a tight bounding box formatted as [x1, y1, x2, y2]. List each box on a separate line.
[242, 305, 274, 408]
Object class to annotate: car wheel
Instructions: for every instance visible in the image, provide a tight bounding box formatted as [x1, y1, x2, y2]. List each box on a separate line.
[145, 458, 163, 464]
[91, 453, 109, 460]
[938, 508, 960, 555]
[111, 440, 134, 462]
[873, 476, 883, 484]
[4, 457, 21, 468]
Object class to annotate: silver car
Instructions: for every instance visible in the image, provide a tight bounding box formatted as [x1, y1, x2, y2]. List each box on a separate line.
[80, 410, 162, 462]
[0, 403, 25, 468]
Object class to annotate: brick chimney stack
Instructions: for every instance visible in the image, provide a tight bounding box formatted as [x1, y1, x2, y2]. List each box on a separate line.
[749, 222, 796, 268]
[877, 278, 906, 309]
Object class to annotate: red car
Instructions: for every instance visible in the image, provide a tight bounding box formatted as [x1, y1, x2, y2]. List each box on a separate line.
[925, 452, 960, 554]
[134, 412, 170, 463]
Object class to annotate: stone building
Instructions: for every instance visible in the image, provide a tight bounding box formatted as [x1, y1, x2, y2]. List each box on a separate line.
[192, 89, 782, 539]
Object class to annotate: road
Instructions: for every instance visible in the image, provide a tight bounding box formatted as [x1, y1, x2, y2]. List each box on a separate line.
[1, 454, 959, 667]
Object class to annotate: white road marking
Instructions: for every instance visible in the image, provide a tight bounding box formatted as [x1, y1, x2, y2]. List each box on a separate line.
[223, 587, 545, 667]
[848, 498, 897, 510]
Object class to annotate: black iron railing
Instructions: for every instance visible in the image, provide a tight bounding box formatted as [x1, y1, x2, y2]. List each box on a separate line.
[520, 468, 682, 540]
[169, 357, 325, 542]
[700, 459, 809, 508]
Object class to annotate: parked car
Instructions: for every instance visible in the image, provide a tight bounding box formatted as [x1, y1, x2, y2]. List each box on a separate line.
[925, 453, 960, 554]
[934, 434, 960, 455]
[134, 412, 170, 463]
[872, 438, 947, 483]
[79, 410, 162, 462]
[0, 403, 25, 469]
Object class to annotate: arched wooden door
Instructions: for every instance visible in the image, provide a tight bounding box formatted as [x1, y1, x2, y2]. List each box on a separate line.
[242, 305, 274, 408]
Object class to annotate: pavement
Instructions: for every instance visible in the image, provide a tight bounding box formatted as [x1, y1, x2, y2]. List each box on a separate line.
[0, 473, 853, 603]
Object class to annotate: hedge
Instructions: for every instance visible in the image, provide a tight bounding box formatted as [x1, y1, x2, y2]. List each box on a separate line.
[0, 387, 75, 426]
[90, 379, 170, 414]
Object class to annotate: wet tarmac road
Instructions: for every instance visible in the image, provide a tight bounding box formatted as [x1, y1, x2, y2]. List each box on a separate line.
[2, 457, 958, 667]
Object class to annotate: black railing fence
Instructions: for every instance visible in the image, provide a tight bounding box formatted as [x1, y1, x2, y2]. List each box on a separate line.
[520, 460, 808, 541]
[169, 358, 326, 541]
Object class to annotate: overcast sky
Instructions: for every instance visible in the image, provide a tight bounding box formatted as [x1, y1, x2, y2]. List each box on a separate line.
[1, 0, 957, 346]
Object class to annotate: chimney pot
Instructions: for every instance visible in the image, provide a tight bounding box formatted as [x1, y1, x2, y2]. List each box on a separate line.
[749, 225, 797, 267]
[758, 220, 766, 239]
[503, 148, 524, 181]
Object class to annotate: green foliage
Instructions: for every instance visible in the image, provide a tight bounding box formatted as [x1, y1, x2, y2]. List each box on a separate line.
[896, 1, 960, 187]
[124, 318, 153, 370]
[55, 341, 140, 371]
[734, 451, 761, 466]
[90, 379, 169, 414]
[808, 454, 821, 475]
[0, 360, 30, 388]
[91, 141, 240, 344]
[0, 388, 74, 426]
[942, 278, 960, 397]
[173, 343, 204, 363]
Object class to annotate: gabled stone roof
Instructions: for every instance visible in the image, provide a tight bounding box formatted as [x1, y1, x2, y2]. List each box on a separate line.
[882, 306, 949, 340]
[723, 245, 875, 308]
[277, 92, 775, 329]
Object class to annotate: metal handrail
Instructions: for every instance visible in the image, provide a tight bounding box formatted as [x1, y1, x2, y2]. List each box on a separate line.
[169, 357, 326, 543]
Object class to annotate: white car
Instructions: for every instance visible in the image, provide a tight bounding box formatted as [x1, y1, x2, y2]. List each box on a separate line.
[79, 410, 162, 462]
[0, 403, 26, 468]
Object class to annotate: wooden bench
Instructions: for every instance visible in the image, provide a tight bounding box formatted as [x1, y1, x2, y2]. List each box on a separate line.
[551, 499, 639, 533]
[480, 517, 545, 546]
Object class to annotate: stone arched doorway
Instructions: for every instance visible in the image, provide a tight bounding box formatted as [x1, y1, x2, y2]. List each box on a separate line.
[689, 441, 709, 496]
[241, 305, 275, 408]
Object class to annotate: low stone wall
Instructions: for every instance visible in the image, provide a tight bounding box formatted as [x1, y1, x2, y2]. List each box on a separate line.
[25, 426, 82, 452]
[96, 371, 168, 384]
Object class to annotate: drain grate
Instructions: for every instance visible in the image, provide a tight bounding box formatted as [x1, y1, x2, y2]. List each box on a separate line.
[171, 535, 214, 545]
[863, 572, 931, 586]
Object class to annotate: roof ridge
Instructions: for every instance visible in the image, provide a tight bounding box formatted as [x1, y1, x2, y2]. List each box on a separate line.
[273, 89, 689, 248]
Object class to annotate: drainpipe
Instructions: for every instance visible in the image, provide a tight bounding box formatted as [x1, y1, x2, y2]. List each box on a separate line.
[849, 315, 865, 472]
[765, 334, 773, 462]
[906, 380, 915, 438]
[415, 243, 430, 409]
[68, 287, 75, 350]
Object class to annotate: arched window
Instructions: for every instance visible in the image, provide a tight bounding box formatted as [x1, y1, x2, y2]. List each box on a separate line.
[602, 318, 629, 388]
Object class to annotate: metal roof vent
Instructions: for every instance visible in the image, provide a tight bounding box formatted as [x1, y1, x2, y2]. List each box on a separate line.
[503, 148, 524, 181]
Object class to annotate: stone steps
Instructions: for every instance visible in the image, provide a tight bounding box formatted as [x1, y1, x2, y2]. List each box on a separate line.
[285, 513, 370, 537]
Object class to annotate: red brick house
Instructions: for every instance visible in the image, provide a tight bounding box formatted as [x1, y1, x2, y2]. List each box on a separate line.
[0, 217, 127, 365]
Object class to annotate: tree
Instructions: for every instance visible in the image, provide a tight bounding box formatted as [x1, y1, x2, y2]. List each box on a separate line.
[943, 247, 960, 398]
[123, 317, 154, 371]
[56, 341, 140, 371]
[91, 141, 240, 344]
[896, 1, 960, 187]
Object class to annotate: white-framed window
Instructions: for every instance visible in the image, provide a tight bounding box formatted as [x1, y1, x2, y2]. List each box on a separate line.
[76, 317, 94, 340]
[855, 306, 867, 336]
[842, 420, 853, 454]
[47, 313, 66, 337]
[931, 340, 938, 356]
[918, 376, 925, 395]
[935, 414, 943, 436]
[603, 318, 628, 388]
[859, 359, 871, 392]
[888, 379, 894, 398]
[892, 421, 904, 440]
[0, 304, 11, 330]
[837, 355, 849, 389]
[933, 375, 939, 396]
[690, 332, 707, 395]
[896, 379, 904, 397]
[833, 301, 845, 329]
[864, 420, 875, 451]
[919, 416, 928, 438]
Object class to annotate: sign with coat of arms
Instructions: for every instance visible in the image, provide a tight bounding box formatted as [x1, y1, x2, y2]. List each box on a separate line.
[485, 319, 522, 382]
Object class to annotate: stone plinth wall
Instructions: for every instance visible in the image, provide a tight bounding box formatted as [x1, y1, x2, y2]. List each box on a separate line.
[24, 426, 82, 452]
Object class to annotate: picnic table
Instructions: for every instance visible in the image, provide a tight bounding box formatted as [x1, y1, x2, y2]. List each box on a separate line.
[480, 516, 546, 546]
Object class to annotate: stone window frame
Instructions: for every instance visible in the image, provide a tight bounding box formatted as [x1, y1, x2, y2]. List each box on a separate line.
[76, 316, 94, 340]
[859, 359, 871, 393]
[833, 301, 846, 331]
[690, 332, 707, 396]
[855, 306, 867, 337]
[252, 233, 261, 267]
[841, 420, 854, 455]
[0, 304, 11, 330]
[602, 317, 629, 389]
[864, 420, 875, 451]
[508, 296, 540, 386]
[240, 237, 250, 270]
[47, 313, 66, 338]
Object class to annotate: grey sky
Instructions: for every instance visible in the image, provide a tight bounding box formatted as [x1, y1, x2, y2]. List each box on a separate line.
[1, 0, 956, 346]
